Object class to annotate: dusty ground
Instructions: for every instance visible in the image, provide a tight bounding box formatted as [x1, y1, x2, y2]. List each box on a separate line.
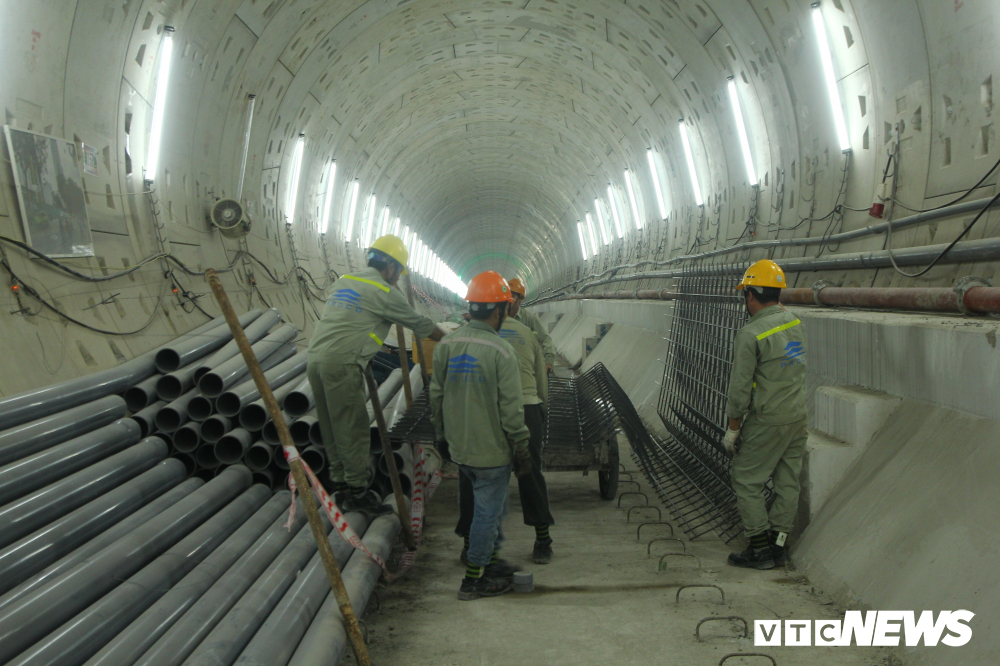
[347, 456, 905, 666]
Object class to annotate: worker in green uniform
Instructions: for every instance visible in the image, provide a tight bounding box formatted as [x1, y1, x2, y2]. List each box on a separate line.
[307, 234, 445, 517]
[454, 314, 554, 565]
[431, 271, 533, 601]
[723, 259, 808, 570]
[508, 278, 555, 374]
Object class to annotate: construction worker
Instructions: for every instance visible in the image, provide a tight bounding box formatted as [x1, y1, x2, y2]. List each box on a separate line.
[507, 278, 555, 374]
[723, 259, 807, 570]
[307, 234, 446, 517]
[454, 312, 554, 564]
[430, 271, 533, 601]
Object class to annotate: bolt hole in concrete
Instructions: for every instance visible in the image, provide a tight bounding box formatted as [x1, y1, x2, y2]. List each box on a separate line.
[347, 443, 906, 665]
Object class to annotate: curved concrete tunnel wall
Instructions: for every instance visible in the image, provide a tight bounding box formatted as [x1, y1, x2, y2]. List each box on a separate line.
[1, 1, 1000, 661]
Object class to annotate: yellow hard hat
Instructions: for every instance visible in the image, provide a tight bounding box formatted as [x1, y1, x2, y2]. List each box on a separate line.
[369, 235, 409, 275]
[736, 259, 786, 290]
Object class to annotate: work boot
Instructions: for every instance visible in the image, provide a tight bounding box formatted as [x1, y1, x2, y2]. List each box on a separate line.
[485, 558, 522, 581]
[342, 489, 393, 517]
[457, 575, 512, 601]
[532, 538, 553, 564]
[727, 545, 775, 570]
[768, 530, 788, 567]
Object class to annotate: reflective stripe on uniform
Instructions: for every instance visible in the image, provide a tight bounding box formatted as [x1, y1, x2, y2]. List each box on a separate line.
[755, 318, 802, 340]
[369, 332, 383, 346]
[446, 336, 510, 359]
[343, 274, 390, 293]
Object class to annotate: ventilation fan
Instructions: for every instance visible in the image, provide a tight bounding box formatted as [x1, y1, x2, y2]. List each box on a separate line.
[209, 198, 251, 239]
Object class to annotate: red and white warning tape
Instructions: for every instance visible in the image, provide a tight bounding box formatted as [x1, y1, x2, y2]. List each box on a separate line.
[283, 442, 442, 581]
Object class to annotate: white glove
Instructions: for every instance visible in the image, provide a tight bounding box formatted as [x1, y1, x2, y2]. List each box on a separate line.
[722, 428, 741, 455]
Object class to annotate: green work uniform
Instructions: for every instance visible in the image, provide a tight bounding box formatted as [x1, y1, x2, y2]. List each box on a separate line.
[430, 320, 530, 468]
[725, 304, 808, 537]
[515, 307, 556, 367]
[498, 319, 548, 406]
[307, 267, 436, 488]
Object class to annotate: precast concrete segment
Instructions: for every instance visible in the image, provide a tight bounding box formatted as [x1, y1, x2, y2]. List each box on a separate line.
[132, 503, 310, 666]
[181, 510, 335, 666]
[156, 388, 202, 433]
[216, 352, 308, 417]
[0, 459, 188, 597]
[81, 492, 294, 666]
[0, 437, 169, 550]
[287, 509, 401, 666]
[0, 315, 227, 431]
[216, 428, 256, 465]
[365, 368, 403, 426]
[234, 511, 372, 666]
[0, 478, 204, 611]
[0, 466, 252, 663]
[7, 485, 272, 666]
[154, 311, 264, 374]
[0, 418, 145, 505]
[0, 396, 127, 467]
[201, 415, 234, 444]
[123, 375, 163, 412]
[283, 377, 315, 418]
[240, 379, 303, 431]
[199, 323, 299, 398]
[192, 310, 282, 382]
[192, 340, 298, 408]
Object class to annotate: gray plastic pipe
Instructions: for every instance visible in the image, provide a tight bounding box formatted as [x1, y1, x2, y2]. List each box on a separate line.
[173, 421, 202, 453]
[195, 444, 220, 469]
[283, 377, 315, 418]
[216, 351, 307, 417]
[8, 485, 271, 666]
[156, 362, 204, 402]
[287, 508, 401, 666]
[250, 469, 273, 488]
[240, 380, 301, 431]
[131, 400, 166, 438]
[81, 492, 292, 666]
[366, 368, 403, 425]
[200, 414, 233, 443]
[189, 345, 294, 421]
[289, 414, 317, 446]
[300, 445, 326, 472]
[182, 510, 334, 666]
[244, 442, 274, 471]
[384, 364, 424, 431]
[123, 375, 163, 412]
[0, 316, 225, 432]
[0, 418, 142, 505]
[0, 477, 203, 611]
[156, 387, 201, 433]
[0, 458, 187, 597]
[216, 428, 255, 465]
[132, 500, 308, 666]
[154, 311, 262, 373]
[234, 511, 371, 666]
[193, 309, 282, 382]
[308, 419, 322, 446]
[261, 410, 295, 445]
[0, 395, 127, 467]
[174, 451, 196, 475]
[0, 437, 168, 550]
[199, 323, 298, 398]
[0, 466, 252, 663]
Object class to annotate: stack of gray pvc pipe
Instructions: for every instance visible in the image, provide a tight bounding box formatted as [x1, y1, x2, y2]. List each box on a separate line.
[0, 313, 436, 665]
[368, 364, 425, 498]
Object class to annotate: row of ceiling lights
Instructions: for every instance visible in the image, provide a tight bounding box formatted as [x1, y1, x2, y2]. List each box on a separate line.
[144, 4, 849, 278]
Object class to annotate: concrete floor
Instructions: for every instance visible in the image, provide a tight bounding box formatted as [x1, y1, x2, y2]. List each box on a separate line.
[348, 452, 906, 666]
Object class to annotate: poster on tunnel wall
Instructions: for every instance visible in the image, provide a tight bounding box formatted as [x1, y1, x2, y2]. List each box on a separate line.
[3, 125, 94, 258]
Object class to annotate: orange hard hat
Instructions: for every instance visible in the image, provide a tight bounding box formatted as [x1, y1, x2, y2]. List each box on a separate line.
[465, 271, 514, 303]
[507, 278, 526, 297]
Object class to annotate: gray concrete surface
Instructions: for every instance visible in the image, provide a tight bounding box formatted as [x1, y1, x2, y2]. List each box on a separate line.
[350, 451, 904, 666]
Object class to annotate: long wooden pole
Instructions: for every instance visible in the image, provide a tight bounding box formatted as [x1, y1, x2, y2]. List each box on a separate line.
[395, 324, 413, 409]
[205, 269, 371, 666]
[402, 274, 430, 385]
[364, 364, 416, 550]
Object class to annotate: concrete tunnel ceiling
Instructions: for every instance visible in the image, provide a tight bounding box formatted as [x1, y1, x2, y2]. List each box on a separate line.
[223, 0, 773, 288]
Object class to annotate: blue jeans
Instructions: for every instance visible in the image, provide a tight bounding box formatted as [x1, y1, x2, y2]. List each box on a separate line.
[459, 464, 511, 567]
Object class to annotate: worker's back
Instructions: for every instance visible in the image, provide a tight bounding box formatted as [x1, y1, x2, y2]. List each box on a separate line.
[498, 318, 547, 405]
[731, 305, 807, 425]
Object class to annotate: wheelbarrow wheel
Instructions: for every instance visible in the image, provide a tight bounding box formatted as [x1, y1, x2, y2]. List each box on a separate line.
[599, 437, 619, 500]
